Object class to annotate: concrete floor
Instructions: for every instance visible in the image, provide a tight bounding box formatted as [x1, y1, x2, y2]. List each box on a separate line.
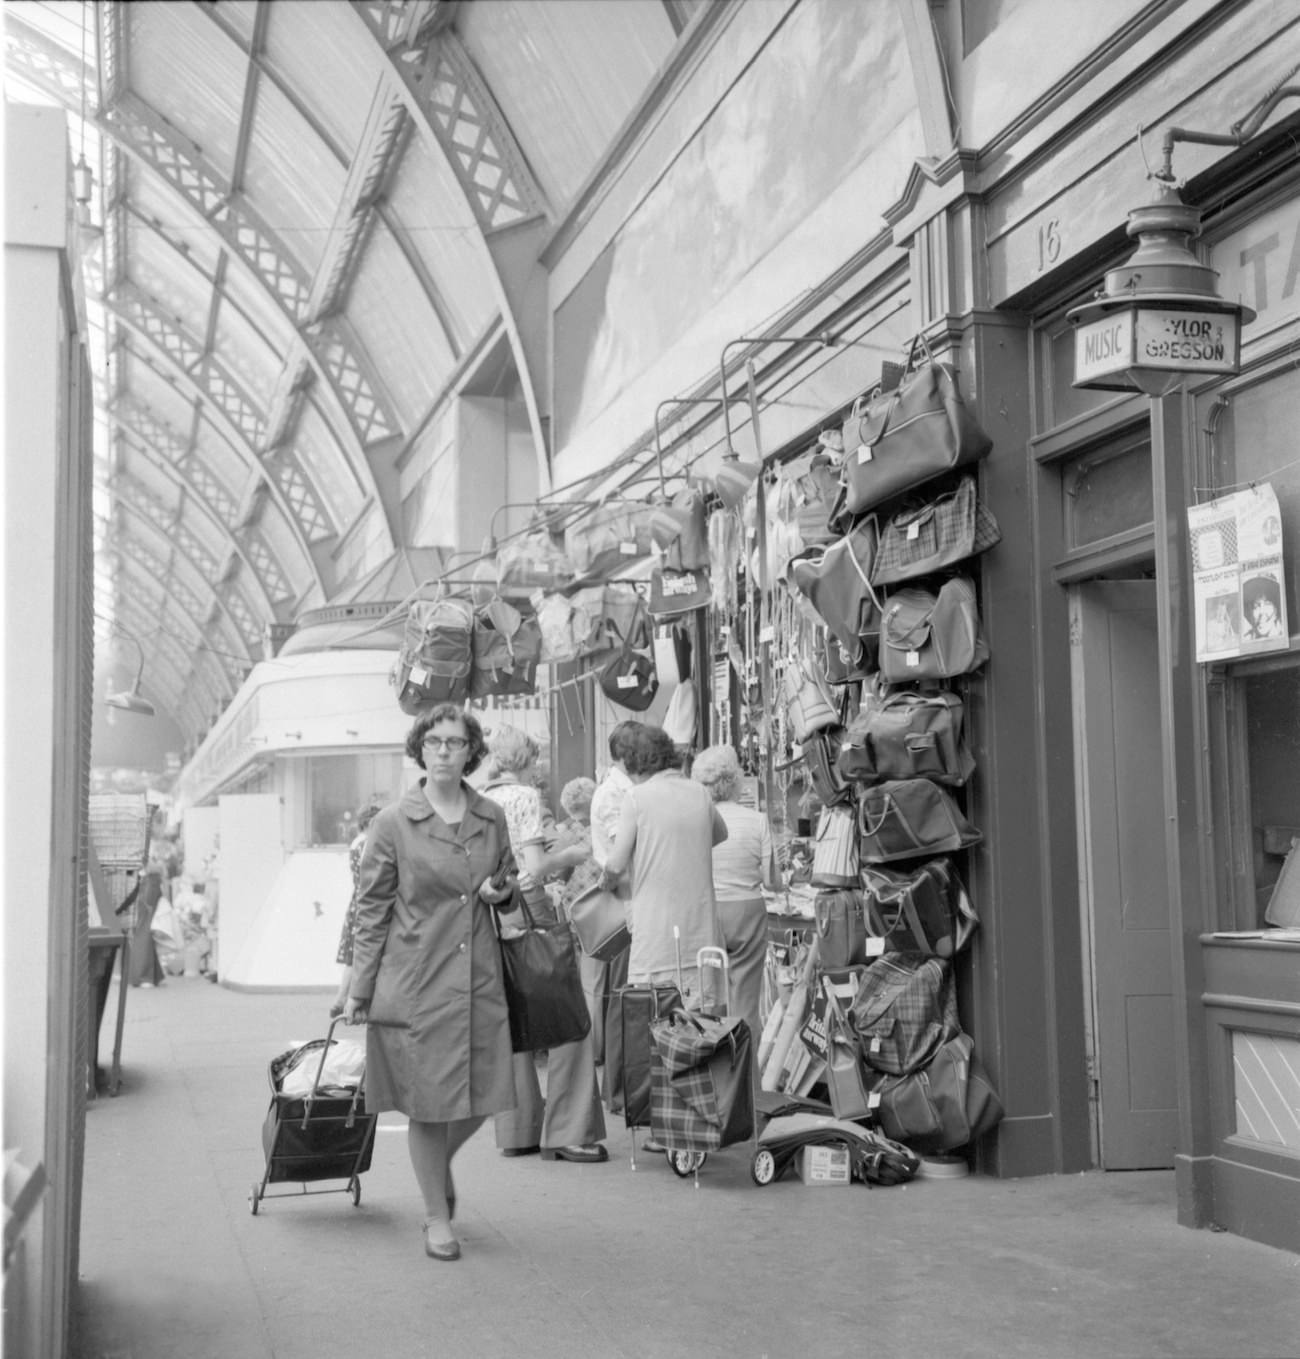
[74, 977, 1300, 1359]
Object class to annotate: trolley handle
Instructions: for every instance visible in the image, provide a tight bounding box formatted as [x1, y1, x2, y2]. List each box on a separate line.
[301, 1015, 360, 1131]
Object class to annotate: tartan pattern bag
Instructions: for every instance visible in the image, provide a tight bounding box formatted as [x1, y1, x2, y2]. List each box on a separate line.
[649, 1009, 755, 1153]
[851, 951, 960, 1076]
[870, 476, 1002, 585]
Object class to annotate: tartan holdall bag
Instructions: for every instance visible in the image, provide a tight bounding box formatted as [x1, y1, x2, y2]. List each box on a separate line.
[649, 1007, 755, 1153]
[836, 688, 974, 786]
[861, 859, 978, 959]
[857, 777, 982, 863]
[841, 334, 992, 516]
[850, 951, 960, 1076]
[870, 1031, 1004, 1154]
[877, 575, 989, 683]
[870, 475, 1002, 586]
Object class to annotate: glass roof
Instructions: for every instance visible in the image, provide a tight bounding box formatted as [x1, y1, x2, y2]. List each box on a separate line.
[4, 0, 684, 747]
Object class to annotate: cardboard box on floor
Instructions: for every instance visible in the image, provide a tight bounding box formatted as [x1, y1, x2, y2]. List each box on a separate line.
[797, 1145, 850, 1186]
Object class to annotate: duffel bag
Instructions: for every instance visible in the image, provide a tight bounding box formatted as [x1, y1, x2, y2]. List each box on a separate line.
[850, 951, 960, 1076]
[837, 688, 974, 786]
[787, 518, 881, 657]
[857, 777, 981, 863]
[841, 335, 991, 516]
[870, 475, 1001, 586]
[878, 576, 989, 683]
[870, 1032, 1004, 1154]
[861, 859, 977, 958]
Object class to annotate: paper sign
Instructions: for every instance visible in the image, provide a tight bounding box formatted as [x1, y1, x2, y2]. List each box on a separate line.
[1188, 483, 1289, 661]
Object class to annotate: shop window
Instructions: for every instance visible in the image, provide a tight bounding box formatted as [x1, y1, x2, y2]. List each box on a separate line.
[1241, 670, 1300, 920]
[1059, 436, 1152, 559]
[306, 753, 402, 847]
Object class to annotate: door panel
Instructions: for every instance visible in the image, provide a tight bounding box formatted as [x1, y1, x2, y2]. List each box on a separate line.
[1075, 581, 1178, 1168]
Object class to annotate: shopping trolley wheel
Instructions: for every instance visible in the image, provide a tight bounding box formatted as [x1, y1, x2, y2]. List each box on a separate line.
[750, 1148, 777, 1186]
[668, 1149, 706, 1177]
[348, 1176, 361, 1207]
[249, 1182, 261, 1215]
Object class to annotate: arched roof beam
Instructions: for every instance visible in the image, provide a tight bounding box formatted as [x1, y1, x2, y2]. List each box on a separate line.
[348, 3, 556, 487]
[5, 11, 400, 541]
[102, 297, 330, 589]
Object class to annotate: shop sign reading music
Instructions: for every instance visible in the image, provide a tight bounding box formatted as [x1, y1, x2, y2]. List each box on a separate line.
[1074, 307, 1240, 386]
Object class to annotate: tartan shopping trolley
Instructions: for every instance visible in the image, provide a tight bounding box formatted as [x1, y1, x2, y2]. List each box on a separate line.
[250, 1017, 377, 1214]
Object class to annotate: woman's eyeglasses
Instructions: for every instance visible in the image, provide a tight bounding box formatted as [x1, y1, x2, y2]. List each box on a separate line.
[423, 735, 469, 753]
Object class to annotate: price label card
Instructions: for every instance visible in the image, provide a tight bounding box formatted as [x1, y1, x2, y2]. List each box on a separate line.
[759, 625, 775, 644]
[906, 650, 920, 668]
[868, 1091, 882, 1109]
[864, 936, 886, 957]
[616, 675, 638, 689]
[618, 541, 637, 555]
[907, 521, 921, 540]
[870, 1036, 883, 1054]
[409, 666, 429, 685]
[857, 444, 874, 464]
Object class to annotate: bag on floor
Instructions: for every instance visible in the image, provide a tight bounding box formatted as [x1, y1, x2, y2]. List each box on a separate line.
[837, 688, 974, 787]
[394, 596, 475, 713]
[851, 951, 960, 1076]
[870, 475, 1002, 586]
[840, 335, 992, 516]
[878, 576, 988, 683]
[649, 1007, 755, 1152]
[861, 859, 977, 959]
[496, 893, 592, 1053]
[857, 777, 982, 863]
[871, 1031, 1004, 1153]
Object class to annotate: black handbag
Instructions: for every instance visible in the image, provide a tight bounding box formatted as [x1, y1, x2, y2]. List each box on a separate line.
[496, 891, 592, 1053]
[597, 611, 660, 710]
[837, 689, 974, 786]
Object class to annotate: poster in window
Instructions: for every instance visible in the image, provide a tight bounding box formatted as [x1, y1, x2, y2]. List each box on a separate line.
[1188, 483, 1289, 662]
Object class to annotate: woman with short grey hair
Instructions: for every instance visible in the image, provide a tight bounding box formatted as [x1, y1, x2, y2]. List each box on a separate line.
[690, 744, 776, 1061]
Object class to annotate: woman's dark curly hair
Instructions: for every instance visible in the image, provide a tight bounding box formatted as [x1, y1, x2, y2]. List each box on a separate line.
[621, 723, 680, 777]
[405, 704, 487, 775]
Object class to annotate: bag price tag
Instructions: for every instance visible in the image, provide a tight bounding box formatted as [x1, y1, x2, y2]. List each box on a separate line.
[870, 1036, 883, 1054]
[906, 650, 920, 668]
[759, 625, 775, 644]
[907, 521, 921, 541]
[857, 444, 874, 464]
[409, 665, 429, 685]
[864, 937, 886, 957]
[618, 540, 637, 555]
[616, 674, 638, 689]
[868, 1091, 882, 1109]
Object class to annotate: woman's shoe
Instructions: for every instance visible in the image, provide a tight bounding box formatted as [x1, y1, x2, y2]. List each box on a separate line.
[540, 1144, 609, 1163]
[423, 1220, 460, 1262]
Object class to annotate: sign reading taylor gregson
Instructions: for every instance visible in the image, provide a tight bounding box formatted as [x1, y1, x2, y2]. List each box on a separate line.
[1075, 307, 1240, 385]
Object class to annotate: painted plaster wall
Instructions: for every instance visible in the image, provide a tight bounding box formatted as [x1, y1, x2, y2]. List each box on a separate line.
[550, 0, 924, 483]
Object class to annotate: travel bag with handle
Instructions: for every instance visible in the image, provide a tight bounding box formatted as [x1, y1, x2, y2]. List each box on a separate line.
[394, 596, 475, 714]
[870, 1031, 1004, 1153]
[857, 777, 982, 863]
[787, 517, 882, 657]
[877, 576, 989, 683]
[861, 859, 978, 959]
[649, 1003, 755, 1153]
[836, 688, 974, 786]
[811, 802, 860, 887]
[870, 475, 1002, 585]
[850, 951, 960, 1076]
[606, 982, 682, 1124]
[841, 334, 992, 516]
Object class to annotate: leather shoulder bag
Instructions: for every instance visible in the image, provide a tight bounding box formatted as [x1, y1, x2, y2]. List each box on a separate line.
[857, 778, 982, 863]
[878, 576, 989, 682]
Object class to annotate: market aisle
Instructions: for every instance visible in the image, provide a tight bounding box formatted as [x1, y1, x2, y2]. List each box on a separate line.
[74, 978, 1300, 1359]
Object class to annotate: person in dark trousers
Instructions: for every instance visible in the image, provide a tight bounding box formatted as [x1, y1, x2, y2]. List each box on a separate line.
[344, 705, 518, 1262]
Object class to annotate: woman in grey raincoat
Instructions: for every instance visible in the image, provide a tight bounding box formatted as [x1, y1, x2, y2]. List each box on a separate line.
[345, 705, 517, 1262]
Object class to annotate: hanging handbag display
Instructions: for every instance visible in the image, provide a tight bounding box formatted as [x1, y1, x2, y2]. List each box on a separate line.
[813, 888, 869, 968]
[877, 576, 989, 682]
[468, 598, 542, 698]
[870, 1032, 1004, 1153]
[656, 483, 710, 572]
[496, 526, 575, 594]
[837, 689, 974, 786]
[495, 891, 592, 1053]
[787, 517, 882, 656]
[851, 951, 961, 1076]
[840, 335, 992, 516]
[566, 880, 633, 962]
[792, 452, 842, 548]
[870, 475, 1002, 585]
[597, 611, 659, 711]
[811, 802, 860, 887]
[565, 502, 655, 580]
[861, 859, 978, 958]
[799, 727, 854, 807]
[857, 777, 982, 863]
[648, 565, 710, 617]
[782, 655, 838, 743]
